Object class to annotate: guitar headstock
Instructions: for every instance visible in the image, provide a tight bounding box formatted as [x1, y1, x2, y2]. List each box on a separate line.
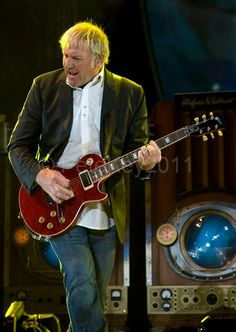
[188, 112, 225, 140]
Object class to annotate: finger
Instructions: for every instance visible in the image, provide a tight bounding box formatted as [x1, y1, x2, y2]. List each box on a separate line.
[53, 184, 74, 200]
[59, 186, 74, 199]
[54, 171, 71, 188]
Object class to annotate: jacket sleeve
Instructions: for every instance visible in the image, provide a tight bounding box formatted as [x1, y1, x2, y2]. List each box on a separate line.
[121, 79, 154, 180]
[7, 77, 44, 193]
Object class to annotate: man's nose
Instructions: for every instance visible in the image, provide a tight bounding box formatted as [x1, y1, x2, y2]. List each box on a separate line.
[65, 57, 74, 68]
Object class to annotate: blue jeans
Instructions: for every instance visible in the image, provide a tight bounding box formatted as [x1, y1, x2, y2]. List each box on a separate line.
[49, 225, 117, 332]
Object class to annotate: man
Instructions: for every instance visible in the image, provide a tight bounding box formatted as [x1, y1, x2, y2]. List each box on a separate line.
[8, 21, 161, 332]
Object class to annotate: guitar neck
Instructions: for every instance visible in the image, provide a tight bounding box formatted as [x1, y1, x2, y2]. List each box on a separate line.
[90, 127, 190, 183]
[156, 126, 191, 149]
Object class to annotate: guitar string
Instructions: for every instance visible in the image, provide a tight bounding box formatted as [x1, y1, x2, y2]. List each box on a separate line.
[59, 119, 220, 192]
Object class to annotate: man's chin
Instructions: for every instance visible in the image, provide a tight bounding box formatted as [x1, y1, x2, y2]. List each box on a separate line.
[66, 75, 79, 87]
[67, 77, 79, 88]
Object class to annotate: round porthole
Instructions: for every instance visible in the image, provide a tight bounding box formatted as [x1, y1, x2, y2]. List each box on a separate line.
[162, 201, 236, 281]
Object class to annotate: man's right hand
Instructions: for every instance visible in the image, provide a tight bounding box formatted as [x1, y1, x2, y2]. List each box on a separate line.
[35, 168, 74, 204]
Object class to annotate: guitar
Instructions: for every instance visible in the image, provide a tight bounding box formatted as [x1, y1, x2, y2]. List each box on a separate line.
[19, 112, 224, 240]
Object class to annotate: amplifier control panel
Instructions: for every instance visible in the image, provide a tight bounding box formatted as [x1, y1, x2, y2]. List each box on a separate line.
[147, 285, 236, 314]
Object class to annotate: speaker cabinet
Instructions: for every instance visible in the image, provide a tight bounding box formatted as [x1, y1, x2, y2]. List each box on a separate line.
[146, 94, 236, 328]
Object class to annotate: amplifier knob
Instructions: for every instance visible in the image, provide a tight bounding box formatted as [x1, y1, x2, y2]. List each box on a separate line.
[207, 293, 217, 305]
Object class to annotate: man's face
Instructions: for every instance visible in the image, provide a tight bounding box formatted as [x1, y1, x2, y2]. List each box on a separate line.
[63, 43, 101, 87]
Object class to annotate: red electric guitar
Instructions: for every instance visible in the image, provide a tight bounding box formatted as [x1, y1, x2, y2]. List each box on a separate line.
[18, 113, 224, 240]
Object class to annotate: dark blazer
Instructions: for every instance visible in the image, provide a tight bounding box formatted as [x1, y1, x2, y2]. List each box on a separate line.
[8, 67, 150, 243]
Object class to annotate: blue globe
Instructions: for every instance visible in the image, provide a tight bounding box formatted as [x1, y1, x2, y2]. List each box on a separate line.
[184, 213, 236, 269]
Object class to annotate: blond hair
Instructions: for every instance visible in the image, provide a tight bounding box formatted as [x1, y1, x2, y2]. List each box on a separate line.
[59, 21, 110, 64]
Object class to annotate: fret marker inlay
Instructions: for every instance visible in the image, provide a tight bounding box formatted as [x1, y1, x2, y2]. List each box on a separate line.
[164, 137, 171, 144]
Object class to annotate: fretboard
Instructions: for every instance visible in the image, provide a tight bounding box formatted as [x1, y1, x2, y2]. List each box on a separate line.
[90, 127, 191, 183]
[156, 127, 190, 149]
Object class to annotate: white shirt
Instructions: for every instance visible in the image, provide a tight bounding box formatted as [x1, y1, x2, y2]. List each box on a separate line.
[57, 68, 114, 229]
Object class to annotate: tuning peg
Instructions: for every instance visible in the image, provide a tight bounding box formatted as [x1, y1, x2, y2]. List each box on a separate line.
[210, 132, 215, 139]
[209, 111, 214, 117]
[194, 117, 199, 123]
[218, 130, 223, 136]
[202, 114, 206, 120]
[202, 135, 208, 141]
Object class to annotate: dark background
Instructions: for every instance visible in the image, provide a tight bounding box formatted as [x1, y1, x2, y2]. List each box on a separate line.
[0, 0, 158, 127]
[1, 1, 236, 331]
[2, 0, 236, 124]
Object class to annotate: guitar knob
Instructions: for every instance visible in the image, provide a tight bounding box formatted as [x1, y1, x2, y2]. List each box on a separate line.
[50, 210, 57, 217]
[47, 223, 53, 229]
[218, 130, 223, 136]
[202, 135, 208, 141]
[210, 132, 215, 139]
[39, 217, 45, 223]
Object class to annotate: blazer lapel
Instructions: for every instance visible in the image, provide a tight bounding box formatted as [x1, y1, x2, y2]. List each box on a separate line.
[58, 72, 74, 129]
[50, 72, 74, 160]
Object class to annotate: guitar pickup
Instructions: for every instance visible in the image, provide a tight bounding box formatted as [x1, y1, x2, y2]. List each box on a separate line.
[79, 170, 94, 190]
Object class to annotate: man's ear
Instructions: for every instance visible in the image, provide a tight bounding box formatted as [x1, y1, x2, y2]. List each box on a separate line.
[95, 54, 105, 66]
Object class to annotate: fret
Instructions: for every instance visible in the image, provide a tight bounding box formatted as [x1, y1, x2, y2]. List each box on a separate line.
[120, 158, 126, 166]
[93, 172, 99, 181]
[156, 128, 189, 150]
[105, 164, 112, 173]
[90, 149, 140, 182]
[110, 163, 115, 171]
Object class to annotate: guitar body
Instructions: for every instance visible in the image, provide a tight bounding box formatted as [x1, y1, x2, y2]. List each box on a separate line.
[19, 153, 108, 238]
